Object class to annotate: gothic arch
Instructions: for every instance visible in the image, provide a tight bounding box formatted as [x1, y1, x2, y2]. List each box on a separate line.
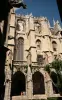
[52, 41, 57, 51]
[32, 71, 45, 95]
[13, 65, 27, 76]
[11, 71, 26, 96]
[36, 39, 41, 50]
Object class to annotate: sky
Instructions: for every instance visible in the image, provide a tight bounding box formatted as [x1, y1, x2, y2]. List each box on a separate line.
[15, 0, 62, 26]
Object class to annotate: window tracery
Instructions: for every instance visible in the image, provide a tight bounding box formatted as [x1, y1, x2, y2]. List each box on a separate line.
[15, 37, 24, 61]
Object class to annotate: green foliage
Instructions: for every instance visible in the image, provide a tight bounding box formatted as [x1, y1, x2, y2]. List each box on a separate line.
[47, 97, 58, 100]
[52, 59, 62, 72]
[44, 64, 51, 74]
[45, 59, 62, 94]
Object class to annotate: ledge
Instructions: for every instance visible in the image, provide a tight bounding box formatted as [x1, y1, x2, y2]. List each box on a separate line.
[13, 60, 27, 66]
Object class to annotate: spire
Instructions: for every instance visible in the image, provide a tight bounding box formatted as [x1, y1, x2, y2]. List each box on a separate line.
[29, 13, 33, 17]
[53, 18, 55, 26]
[56, 20, 59, 24]
[54, 20, 62, 34]
[56, 20, 62, 31]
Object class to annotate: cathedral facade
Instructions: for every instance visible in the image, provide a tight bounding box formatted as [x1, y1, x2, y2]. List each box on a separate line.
[4, 9, 62, 100]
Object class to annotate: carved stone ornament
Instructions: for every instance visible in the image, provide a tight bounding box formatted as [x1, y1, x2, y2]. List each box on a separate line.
[13, 65, 28, 75]
[9, 0, 26, 8]
[31, 67, 40, 74]
[18, 20, 24, 31]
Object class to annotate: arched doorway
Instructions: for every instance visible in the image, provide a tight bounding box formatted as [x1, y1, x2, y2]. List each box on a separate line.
[32, 71, 45, 95]
[11, 71, 26, 96]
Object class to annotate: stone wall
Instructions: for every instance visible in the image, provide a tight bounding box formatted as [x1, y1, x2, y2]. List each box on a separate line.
[4, 12, 62, 100]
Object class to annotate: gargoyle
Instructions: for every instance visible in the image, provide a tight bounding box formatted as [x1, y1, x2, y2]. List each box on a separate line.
[9, 0, 26, 8]
[0, 0, 26, 20]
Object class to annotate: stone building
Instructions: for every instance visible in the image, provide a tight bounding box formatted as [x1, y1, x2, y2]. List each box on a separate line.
[4, 9, 62, 100]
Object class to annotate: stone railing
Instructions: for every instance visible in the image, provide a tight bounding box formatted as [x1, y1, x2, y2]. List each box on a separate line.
[31, 62, 44, 67]
[12, 94, 61, 100]
[12, 94, 47, 100]
[13, 60, 27, 66]
[13, 61, 44, 67]
[12, 95, 27, 100]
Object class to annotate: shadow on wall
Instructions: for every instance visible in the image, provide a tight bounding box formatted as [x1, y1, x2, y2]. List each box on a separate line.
[0, 0, 10, 99]
[0, 47, 7, 100]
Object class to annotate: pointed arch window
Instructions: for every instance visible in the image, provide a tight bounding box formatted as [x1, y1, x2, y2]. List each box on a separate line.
[16, 37, 24, 60]
[52, 41, 57, 51]
[36, 39, 41, 50]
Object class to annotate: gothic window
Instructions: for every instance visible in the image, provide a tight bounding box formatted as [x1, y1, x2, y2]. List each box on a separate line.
[32, 71, 45, 95]
[17, 37, 24, 60]
[37, 55, 43, 65]
[52, 41, 57, 51]
[11, 71, 26, 96]
[36, 39, 41, 50]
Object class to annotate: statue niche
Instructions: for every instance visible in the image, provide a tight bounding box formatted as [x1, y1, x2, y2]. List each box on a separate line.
[34, 21, 41, 33]
[17, 20, 25, 32]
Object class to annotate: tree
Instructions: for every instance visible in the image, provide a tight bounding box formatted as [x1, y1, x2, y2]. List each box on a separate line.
[45, 59, 62, 95]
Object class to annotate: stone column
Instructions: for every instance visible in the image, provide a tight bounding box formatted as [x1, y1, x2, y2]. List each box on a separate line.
[27, 52, 33, 99]
[25, 15, 29, 33]
[27, 66, 33, 99]
[4, 71, 11, 100]
[4, 50, 12, 100]
[45, 72, 53, 97]
[29, 14, 34, 30]
[4, 8, 15, 100]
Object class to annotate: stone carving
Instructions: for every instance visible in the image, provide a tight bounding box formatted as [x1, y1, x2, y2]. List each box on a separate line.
[9, 0, 26, 8]
[34, 21, 41, 33]
[4, 50, 12, 100]
[35, 24, 41, 33]
[13, 64, 28, 76]
[32, 67, 39, 74]
[17, 20, 25, 32]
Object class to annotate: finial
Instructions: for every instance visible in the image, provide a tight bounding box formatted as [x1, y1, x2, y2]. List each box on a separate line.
[53, 18, 55, 26]
[29, 13, 33, 17]
[56, 20, 59, 24]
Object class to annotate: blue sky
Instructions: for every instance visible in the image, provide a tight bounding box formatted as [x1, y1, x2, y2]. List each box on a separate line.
[15, 0, 62, 26]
